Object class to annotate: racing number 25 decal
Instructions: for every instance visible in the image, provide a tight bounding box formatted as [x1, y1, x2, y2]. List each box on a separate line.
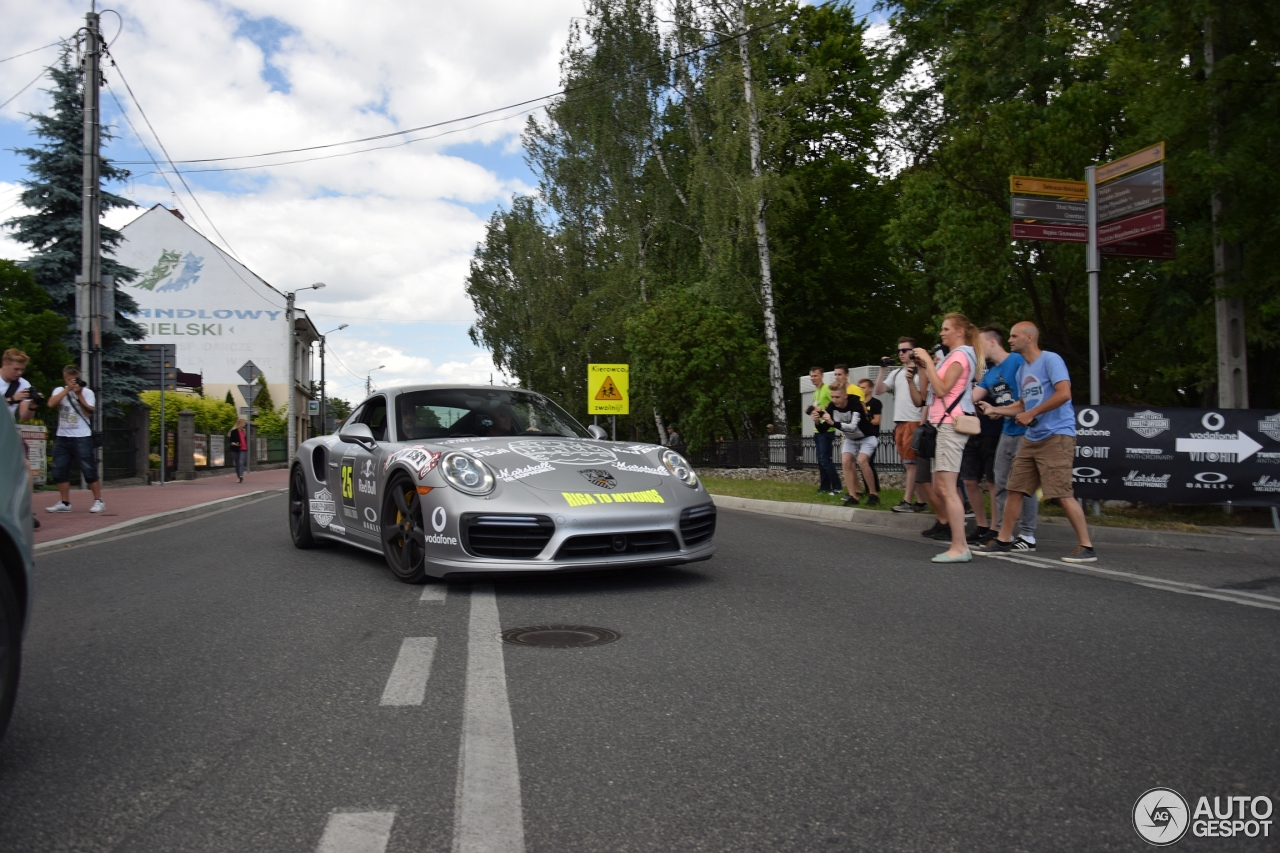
[340, 456, 357, 516]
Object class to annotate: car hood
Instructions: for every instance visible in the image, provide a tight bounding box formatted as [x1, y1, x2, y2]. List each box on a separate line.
[427, 437, 673, 493]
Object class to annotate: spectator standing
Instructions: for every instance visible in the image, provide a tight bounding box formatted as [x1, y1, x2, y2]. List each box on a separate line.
[876, 338, 928, 513]
[665, 425, 686, 453]
[229, 417, 249, 482]
[853, 378, 882, 501]
[980, 322, 1095, 562]
[2, 349, 35, 422]
[973, 325, 1037, 550]
[960, 344, 1004, 545]
[807, 367, 840, 495]
[831, 364, 866, 402]
[46, 365, 103, 513]
[912, 314, 983, 562]
[4, 349, 39, 529]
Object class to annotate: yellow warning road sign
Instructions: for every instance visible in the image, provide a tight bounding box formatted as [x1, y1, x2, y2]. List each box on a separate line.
[587, 363, 629, 415]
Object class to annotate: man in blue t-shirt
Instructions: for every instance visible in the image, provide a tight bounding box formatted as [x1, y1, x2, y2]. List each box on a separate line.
[973, 326, 1038, 549]
[977, 322, 1095, 563]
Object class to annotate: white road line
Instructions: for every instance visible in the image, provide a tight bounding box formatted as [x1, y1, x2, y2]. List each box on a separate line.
[974, 552, 1280, 611]
[379, 637, 438, 706]
[420, 585, 447, 602]
[453, 583, 525, 853]
[316, 810, 396, 853]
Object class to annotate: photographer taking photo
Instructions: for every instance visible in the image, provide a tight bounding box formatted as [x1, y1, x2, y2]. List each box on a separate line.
[46, 365, 103, 514]
[875, 338, 926, 512]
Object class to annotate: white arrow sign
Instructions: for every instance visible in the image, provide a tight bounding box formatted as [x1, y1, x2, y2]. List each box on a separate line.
[1175, 432, 1262, 461]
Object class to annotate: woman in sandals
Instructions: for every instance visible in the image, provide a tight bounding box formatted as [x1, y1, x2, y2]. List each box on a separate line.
[912, 314, 984, 563]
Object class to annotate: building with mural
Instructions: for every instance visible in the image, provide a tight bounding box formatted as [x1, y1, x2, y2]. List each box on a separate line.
[115, 204, 320, 445]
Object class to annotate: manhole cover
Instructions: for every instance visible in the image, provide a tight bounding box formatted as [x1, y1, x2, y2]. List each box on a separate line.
[500, 625, 620, 648]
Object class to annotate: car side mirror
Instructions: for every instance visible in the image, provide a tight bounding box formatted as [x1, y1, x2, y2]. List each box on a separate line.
[339, 422, 377, 450]
[587, 424, 608, 441]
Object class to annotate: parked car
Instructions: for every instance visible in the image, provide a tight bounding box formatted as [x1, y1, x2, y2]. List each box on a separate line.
[288, 384, 716, 581]
[0, 403, 34, 740]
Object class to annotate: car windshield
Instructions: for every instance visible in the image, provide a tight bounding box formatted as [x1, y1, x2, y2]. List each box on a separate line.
[395, 389, 591, 440]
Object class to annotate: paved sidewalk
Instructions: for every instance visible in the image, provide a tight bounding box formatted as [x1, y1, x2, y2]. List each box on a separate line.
[33, 469, 290, 548]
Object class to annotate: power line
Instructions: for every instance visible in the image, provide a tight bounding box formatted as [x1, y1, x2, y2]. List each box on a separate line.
[104, 51, 244, 263]
[0, 61, 58, 112]
[0, 40, 63, 64]
[111, 12, 794, 168]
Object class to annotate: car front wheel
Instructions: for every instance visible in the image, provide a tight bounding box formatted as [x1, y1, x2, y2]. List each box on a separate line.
[381, 476, 428, 583]
[289, 465, 318, 549]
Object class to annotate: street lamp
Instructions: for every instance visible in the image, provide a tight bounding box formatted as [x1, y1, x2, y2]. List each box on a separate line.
[319, 324, 347, 435]
[285, 282, 325, 457]
[365, 365, 386, 397]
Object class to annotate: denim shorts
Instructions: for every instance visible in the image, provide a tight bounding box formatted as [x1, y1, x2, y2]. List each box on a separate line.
[52, 435, 98, 484]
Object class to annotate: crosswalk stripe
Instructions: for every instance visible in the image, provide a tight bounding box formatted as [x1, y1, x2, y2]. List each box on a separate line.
[315, 810, 396, 853]
[379, 637, 437, 706]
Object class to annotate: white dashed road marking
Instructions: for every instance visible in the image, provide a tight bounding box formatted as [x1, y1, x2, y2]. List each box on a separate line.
[420, 585, 447, 602]
[453, 583, 525, 853]
[379, 637, 438, 706]
[315, 810, 396, 853]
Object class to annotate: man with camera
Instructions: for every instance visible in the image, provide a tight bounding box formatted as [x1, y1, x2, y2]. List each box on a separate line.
[875, 338, 927, 512]
[46, 365, 104, 514]
[806, 367, 841, 495]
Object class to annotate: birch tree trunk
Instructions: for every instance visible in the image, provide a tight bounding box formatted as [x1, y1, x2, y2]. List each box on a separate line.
[734, 0, 788, 430]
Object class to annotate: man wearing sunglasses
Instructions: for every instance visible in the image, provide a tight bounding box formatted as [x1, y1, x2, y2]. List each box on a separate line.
[875, 337, 927, 512]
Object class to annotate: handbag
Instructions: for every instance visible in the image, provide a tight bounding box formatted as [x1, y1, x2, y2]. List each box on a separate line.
[913, 391, 966, 459]
[954, 413, 982, 435]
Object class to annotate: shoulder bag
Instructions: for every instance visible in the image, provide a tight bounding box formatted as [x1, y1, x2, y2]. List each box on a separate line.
[950, 350, 983, 435]
[65, 387, 104, 449]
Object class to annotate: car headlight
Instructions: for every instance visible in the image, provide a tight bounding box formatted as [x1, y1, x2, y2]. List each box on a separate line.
[661, 449, 698, 488]
[441, 452, 496, 496]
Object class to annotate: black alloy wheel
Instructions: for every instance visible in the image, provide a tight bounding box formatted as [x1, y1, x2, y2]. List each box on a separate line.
[289, 465, 318, 549]
[381, 476, 428, 583]
[0, 568, 22, 742]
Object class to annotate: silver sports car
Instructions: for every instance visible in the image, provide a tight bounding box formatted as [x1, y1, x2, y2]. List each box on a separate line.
[288, 384, 716, 581]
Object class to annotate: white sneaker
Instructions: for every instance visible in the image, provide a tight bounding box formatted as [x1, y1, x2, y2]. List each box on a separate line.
[47, 501, 72, 513]
[90, 500, 105, 513]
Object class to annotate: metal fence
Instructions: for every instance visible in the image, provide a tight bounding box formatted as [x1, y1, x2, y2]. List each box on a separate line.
[103, 417, 138, 480]
[687, 432, 904, 474]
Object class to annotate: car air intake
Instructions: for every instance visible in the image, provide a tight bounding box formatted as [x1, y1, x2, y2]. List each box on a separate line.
[461, 514, 555, 559]
[554, 530, 679, 559]
[679, 504, 716, 546]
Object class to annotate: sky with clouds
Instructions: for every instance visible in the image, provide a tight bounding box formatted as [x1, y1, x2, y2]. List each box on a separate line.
[0, 0, 591, 399]
[1, 1, 883, 401]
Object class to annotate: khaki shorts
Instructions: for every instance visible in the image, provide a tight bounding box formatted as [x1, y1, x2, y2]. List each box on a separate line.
[1006, 434, 1076, 499]
[933, 423, 969, 473]
[894, 421, 919, 462]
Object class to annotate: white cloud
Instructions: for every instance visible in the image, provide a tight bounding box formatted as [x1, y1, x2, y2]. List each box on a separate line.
[3, 0, 580, 337]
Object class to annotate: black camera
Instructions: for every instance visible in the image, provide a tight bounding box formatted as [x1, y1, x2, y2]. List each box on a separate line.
[804, 405, 817, 415]
[27, 387, 46, 406]
[75, 378, 87, 388]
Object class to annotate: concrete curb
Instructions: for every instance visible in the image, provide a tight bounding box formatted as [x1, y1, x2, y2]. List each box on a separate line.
[709, 494, 1280, 555]
[34, 489, 286, 555]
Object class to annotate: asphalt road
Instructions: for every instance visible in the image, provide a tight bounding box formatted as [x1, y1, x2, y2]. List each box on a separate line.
[1, 496, 1277, 852]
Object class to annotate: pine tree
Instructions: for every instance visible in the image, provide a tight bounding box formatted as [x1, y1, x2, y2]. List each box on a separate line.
[253, 373, 274, 413]
[4, 49, 148, 407]
[224, 390, 234, 406]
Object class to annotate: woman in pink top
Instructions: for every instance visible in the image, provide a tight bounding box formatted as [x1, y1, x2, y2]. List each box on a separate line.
[912, 313, 985, 563]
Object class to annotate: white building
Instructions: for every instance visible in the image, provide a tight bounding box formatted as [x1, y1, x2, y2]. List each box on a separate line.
[115, 204, 319, 445]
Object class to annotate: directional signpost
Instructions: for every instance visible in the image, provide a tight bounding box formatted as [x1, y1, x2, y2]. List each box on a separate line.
[1096, 163, 1164, 221]
[1010, 197, 1087, 223]
[1097, 207, 1167, 246]
[1100, 231, 1176, 260]
[1009, 176, 1087, 199]
[1010, 222, 1087, 242]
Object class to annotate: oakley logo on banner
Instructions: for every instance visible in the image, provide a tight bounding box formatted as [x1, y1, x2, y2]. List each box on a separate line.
[1127, 410, 1170, 438]
[1073, 467, 1107, 482]
[1187, 472, 1232, 490]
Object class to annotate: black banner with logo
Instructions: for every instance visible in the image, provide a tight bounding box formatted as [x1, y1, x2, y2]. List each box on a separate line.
[1069, 406, 1280, 506]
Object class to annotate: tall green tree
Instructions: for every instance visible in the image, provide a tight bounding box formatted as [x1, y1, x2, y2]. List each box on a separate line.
[0, 259, 72, 416]
[4, 50, 149, 407]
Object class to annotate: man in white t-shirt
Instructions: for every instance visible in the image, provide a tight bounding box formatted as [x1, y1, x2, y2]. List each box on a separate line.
[875, 336, 927, 512]
[2, 348, 35, 421]
[46, 365, 104, 513]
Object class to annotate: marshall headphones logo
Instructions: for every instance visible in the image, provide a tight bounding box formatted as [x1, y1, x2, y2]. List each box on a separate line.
[579, 469, 618, 489]
[1260, 414, 1280, 443]
[1127, 409, 1171, 438]
[1253, 475, 1280, 494]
